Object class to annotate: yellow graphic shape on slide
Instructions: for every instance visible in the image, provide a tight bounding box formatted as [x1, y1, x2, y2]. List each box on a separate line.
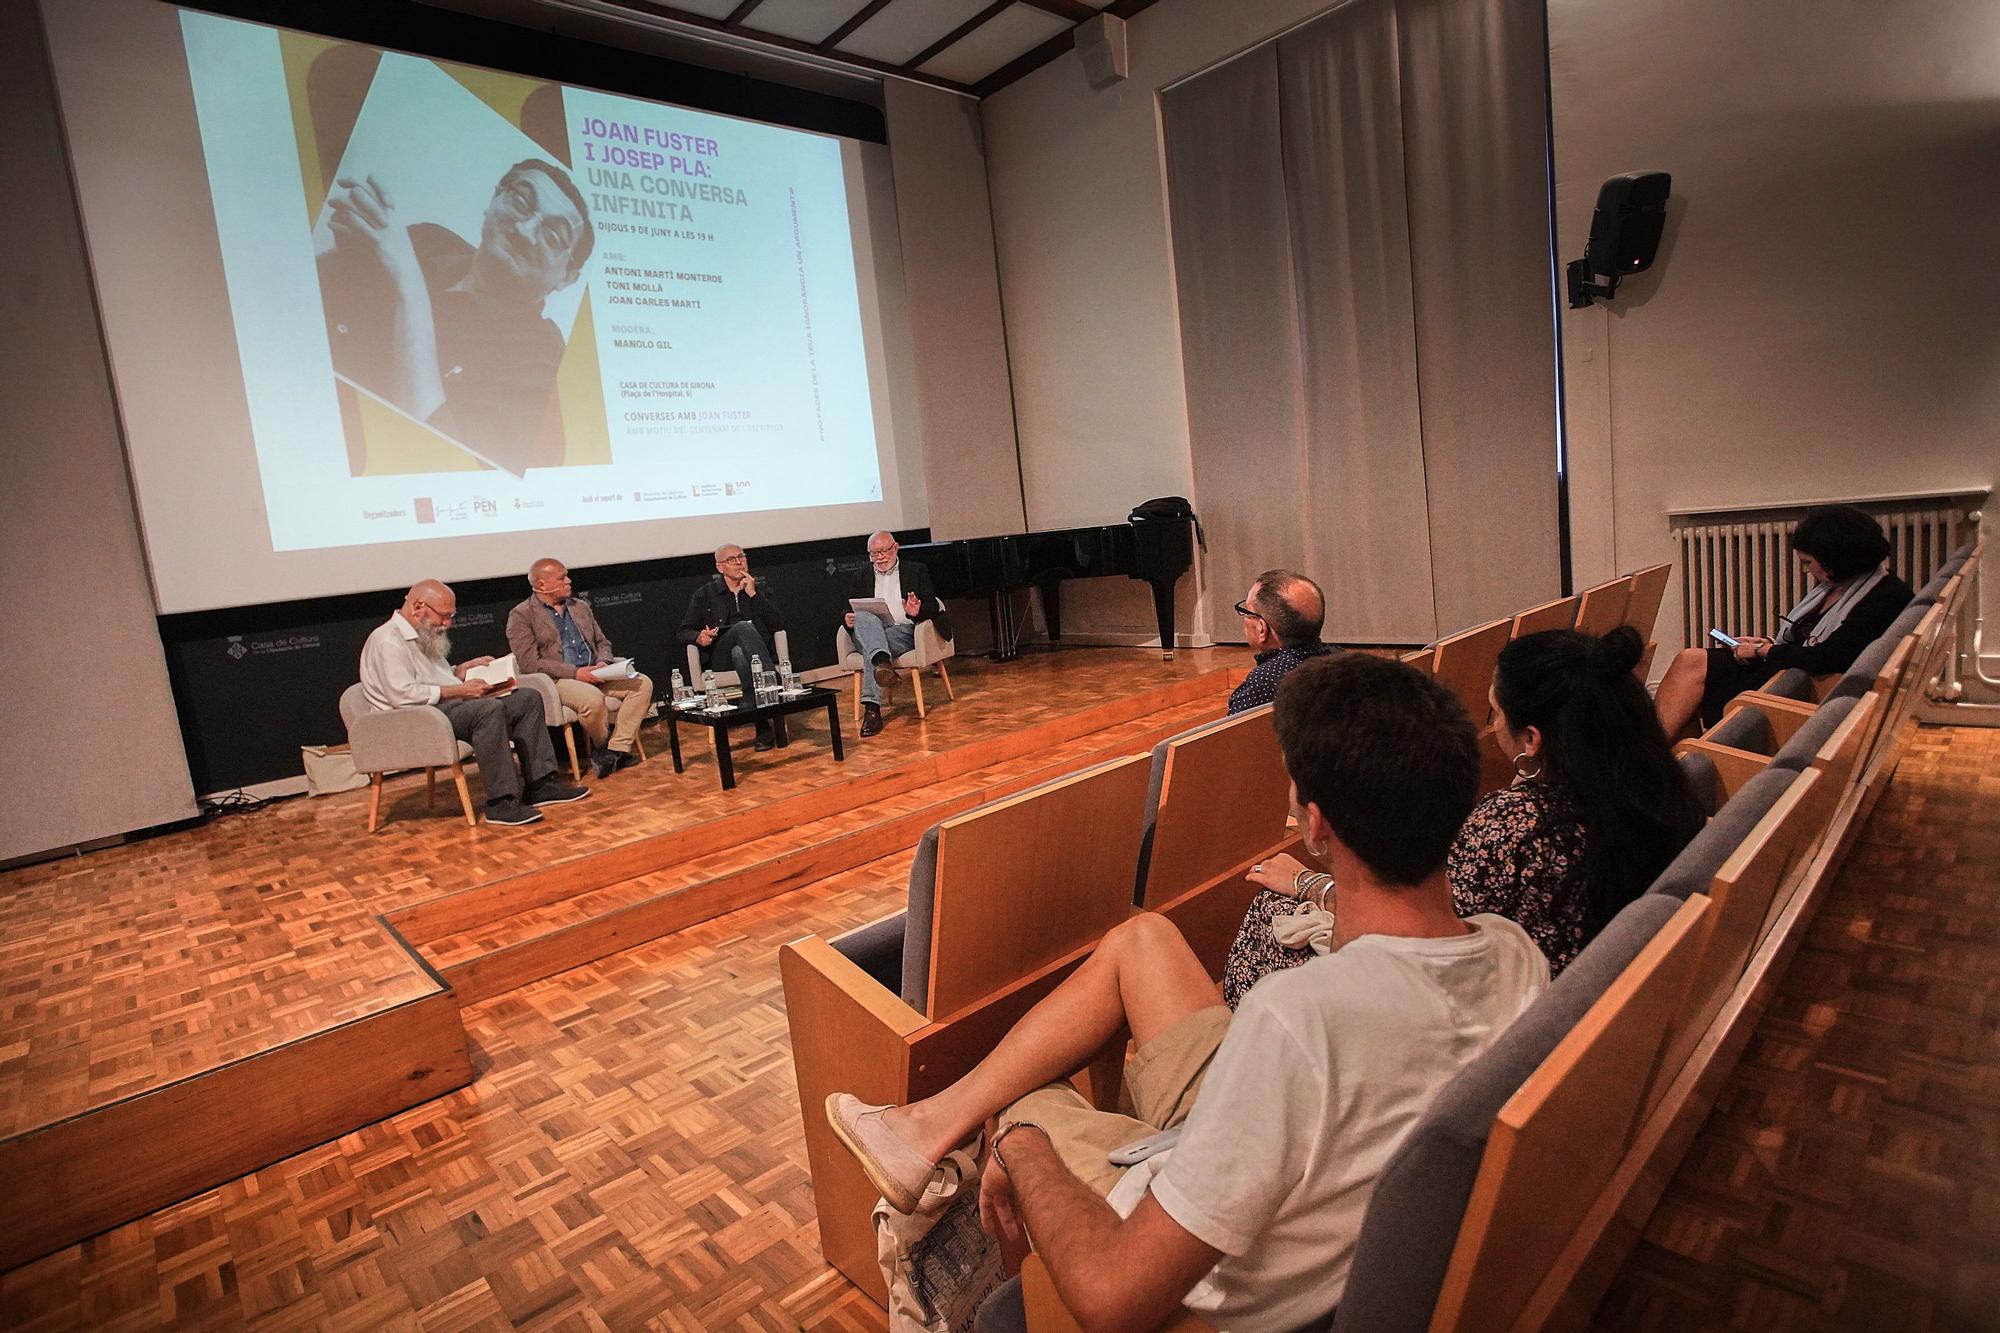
[357, 394, 482, 475]
[557, 299, 611, 467]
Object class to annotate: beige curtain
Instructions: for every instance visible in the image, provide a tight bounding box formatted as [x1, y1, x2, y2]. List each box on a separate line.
[1164, 0, 1559, 644]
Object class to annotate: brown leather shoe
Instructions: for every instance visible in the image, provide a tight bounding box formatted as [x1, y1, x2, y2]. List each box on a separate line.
[860, 702, 884, 737]
[873, 660, 898, 689]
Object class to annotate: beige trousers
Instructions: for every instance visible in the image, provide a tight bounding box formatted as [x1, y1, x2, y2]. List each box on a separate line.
[555, 673, 654, 752]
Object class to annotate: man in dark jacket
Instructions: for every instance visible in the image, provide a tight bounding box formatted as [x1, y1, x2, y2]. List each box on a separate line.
[843, 531, 953, 737]
[679, 543, 787, 747]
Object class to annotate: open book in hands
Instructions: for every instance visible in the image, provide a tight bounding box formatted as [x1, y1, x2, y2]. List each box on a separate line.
[462, 656, 518, 695]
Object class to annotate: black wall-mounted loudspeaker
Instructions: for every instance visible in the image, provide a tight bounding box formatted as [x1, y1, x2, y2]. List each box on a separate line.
[1567, 170, 1672, 308]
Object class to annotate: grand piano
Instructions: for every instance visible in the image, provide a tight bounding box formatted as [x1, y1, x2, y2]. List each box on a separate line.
[899, 513, 1197, 661]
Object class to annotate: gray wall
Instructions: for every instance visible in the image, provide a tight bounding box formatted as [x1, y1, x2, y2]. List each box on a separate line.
[0, 1, 197, 862]
[1552, 0, 2000, 647]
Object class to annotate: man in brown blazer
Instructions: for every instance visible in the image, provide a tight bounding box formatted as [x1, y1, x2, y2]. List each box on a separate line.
[506, 558, 655, 778]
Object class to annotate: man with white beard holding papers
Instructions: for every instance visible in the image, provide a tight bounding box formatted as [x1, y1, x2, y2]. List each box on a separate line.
[360, 579, 588, 826]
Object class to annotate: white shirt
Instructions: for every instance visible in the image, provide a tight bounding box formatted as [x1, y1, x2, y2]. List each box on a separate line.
[360, 611, 459, 710]
[1105, 914, 1548, 1333]
[874, 564, 909, 625]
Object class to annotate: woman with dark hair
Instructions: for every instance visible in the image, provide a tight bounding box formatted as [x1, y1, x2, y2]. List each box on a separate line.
[1654, 504, 1913, 737]
[1223, 626, 1704, 999]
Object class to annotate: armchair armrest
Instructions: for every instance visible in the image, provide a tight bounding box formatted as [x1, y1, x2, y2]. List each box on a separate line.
[515, 672, 564, 725]
[914, 619, 955, 667]
[347, 705, 459, 774]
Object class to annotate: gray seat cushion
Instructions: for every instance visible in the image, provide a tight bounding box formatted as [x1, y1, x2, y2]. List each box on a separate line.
[1679, 750, 1724, 818]
[1647, 767, 1794, 899]
[1883, 604, 1926, 641]
[1844, 634, 1898, 685]
[898, 826, 944, 1013]
[1761, 668, 1815, 702]
[1330, 894, 1684, 1333]
[1707, 706, 1776, 754]
[1769, 696, 1859, 772]
[975, 1275, 1026, 1333]
[833, 912, 907, 996]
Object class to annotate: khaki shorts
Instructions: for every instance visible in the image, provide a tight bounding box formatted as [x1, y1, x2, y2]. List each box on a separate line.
[996, 1005, 1232, 1197]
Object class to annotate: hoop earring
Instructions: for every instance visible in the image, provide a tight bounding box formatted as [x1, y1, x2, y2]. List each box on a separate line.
[1511, 751, 1544, 781]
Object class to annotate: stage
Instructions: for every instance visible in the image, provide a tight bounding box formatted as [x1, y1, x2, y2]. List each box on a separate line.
[0, 646, 1242, 1325]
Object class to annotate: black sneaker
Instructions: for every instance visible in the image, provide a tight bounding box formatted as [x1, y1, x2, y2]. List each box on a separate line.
[613, 749, 643, 771]
[485, 797, 544, 826]
[591, 749, 621, 780]
[525, 777, 591, 806]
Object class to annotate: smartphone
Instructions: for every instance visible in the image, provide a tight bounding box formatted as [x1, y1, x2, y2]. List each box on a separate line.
[1708, 629, 1740, 648]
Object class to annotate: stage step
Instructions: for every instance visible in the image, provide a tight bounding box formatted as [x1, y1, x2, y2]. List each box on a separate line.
[412, 685, 1226, 1003]
[0, 928, 470, 1272]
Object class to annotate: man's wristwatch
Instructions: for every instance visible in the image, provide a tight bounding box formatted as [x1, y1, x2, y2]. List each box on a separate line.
[992, 1121, 1048, 1171]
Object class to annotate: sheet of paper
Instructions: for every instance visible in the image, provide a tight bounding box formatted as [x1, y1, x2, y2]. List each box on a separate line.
[849, 597, 895, 626]
[592, 657, 636, 681]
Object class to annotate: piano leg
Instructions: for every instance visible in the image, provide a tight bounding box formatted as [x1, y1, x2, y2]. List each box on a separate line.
[1149, 577, 1177, 661]
[1040, 581, 1063, 649]
[989, 591, 1021, 663]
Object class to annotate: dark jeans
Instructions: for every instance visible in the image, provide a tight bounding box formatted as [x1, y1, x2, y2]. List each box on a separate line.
[436, 687, 555, 804]
[710, 621, 773, 683]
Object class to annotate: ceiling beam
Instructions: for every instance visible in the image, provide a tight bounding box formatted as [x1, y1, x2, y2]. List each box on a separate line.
[901, 0, 1012, 72]
[1018, 0, 1095, 21]
[819, 0, 896, 50]
[723, 0, 765, 22]
[598, 0, 975, 94]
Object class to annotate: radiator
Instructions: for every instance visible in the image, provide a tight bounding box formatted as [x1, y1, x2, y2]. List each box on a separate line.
[1670, 492, 1983, 647]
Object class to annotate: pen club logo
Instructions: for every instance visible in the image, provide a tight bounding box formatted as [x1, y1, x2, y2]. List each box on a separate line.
[226, 635, 248, 661]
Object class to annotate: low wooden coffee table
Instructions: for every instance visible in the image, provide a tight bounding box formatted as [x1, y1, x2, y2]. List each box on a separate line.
[664, 686, 844, 790]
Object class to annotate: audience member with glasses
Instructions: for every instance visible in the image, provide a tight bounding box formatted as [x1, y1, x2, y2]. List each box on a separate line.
[1227, 570, 1337, 715]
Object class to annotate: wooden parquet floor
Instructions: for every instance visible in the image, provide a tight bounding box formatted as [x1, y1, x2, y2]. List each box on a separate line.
[0, 648, 1233, 1142]
[0, 850, 911, 1331]
[1593, 723, 2000, 1333]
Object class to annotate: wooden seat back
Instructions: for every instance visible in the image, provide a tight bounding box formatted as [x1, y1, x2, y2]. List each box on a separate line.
[1137, 709, 1291, 911]
[1622, 563, 1672, 642]
[1651, 771, 1821, 1109]
[1427, 893, 1711, 1333]
[1572, 575, 1633, 638]
[1508, 594, 1580, 639]
[924, 752, 1152, 1018]
[1429, 619, 1512, 726]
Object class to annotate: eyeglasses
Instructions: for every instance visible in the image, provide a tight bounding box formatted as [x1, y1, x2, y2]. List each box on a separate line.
[417, 599, 457, 623]
[1234, 600, 1266, 625]
[498, 177, 578, 263]
[868, 547, 897, 560]
[717, 553, 748, 566]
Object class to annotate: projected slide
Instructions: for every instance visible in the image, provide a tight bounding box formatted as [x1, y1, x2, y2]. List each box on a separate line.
[179, 11, 884, 551]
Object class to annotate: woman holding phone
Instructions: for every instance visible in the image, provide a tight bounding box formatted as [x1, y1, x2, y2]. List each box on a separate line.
[1653, 505, 1912, 738]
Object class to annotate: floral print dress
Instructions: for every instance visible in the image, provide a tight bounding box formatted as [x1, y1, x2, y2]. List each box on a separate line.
[1219, 781, 1591, 1009]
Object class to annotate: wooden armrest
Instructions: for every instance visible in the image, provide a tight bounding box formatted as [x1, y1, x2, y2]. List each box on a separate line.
[1021, 1255, 1215, 1333]
[1674, 739, 1768, 798]
[1723, 691, 1816, 747]
[779, 936, 926, 1304]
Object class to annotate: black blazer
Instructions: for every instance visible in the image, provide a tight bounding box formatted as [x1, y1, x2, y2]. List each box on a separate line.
[1763, 571, 1913, 675]
[678, 575, 786, 653]
[848, 560, 953, 642]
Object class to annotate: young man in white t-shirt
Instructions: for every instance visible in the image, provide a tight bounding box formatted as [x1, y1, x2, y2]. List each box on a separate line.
[827, 654, 1548, 1332]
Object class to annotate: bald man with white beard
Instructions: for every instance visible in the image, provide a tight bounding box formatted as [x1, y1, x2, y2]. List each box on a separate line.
[360, 579, 587, 826]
